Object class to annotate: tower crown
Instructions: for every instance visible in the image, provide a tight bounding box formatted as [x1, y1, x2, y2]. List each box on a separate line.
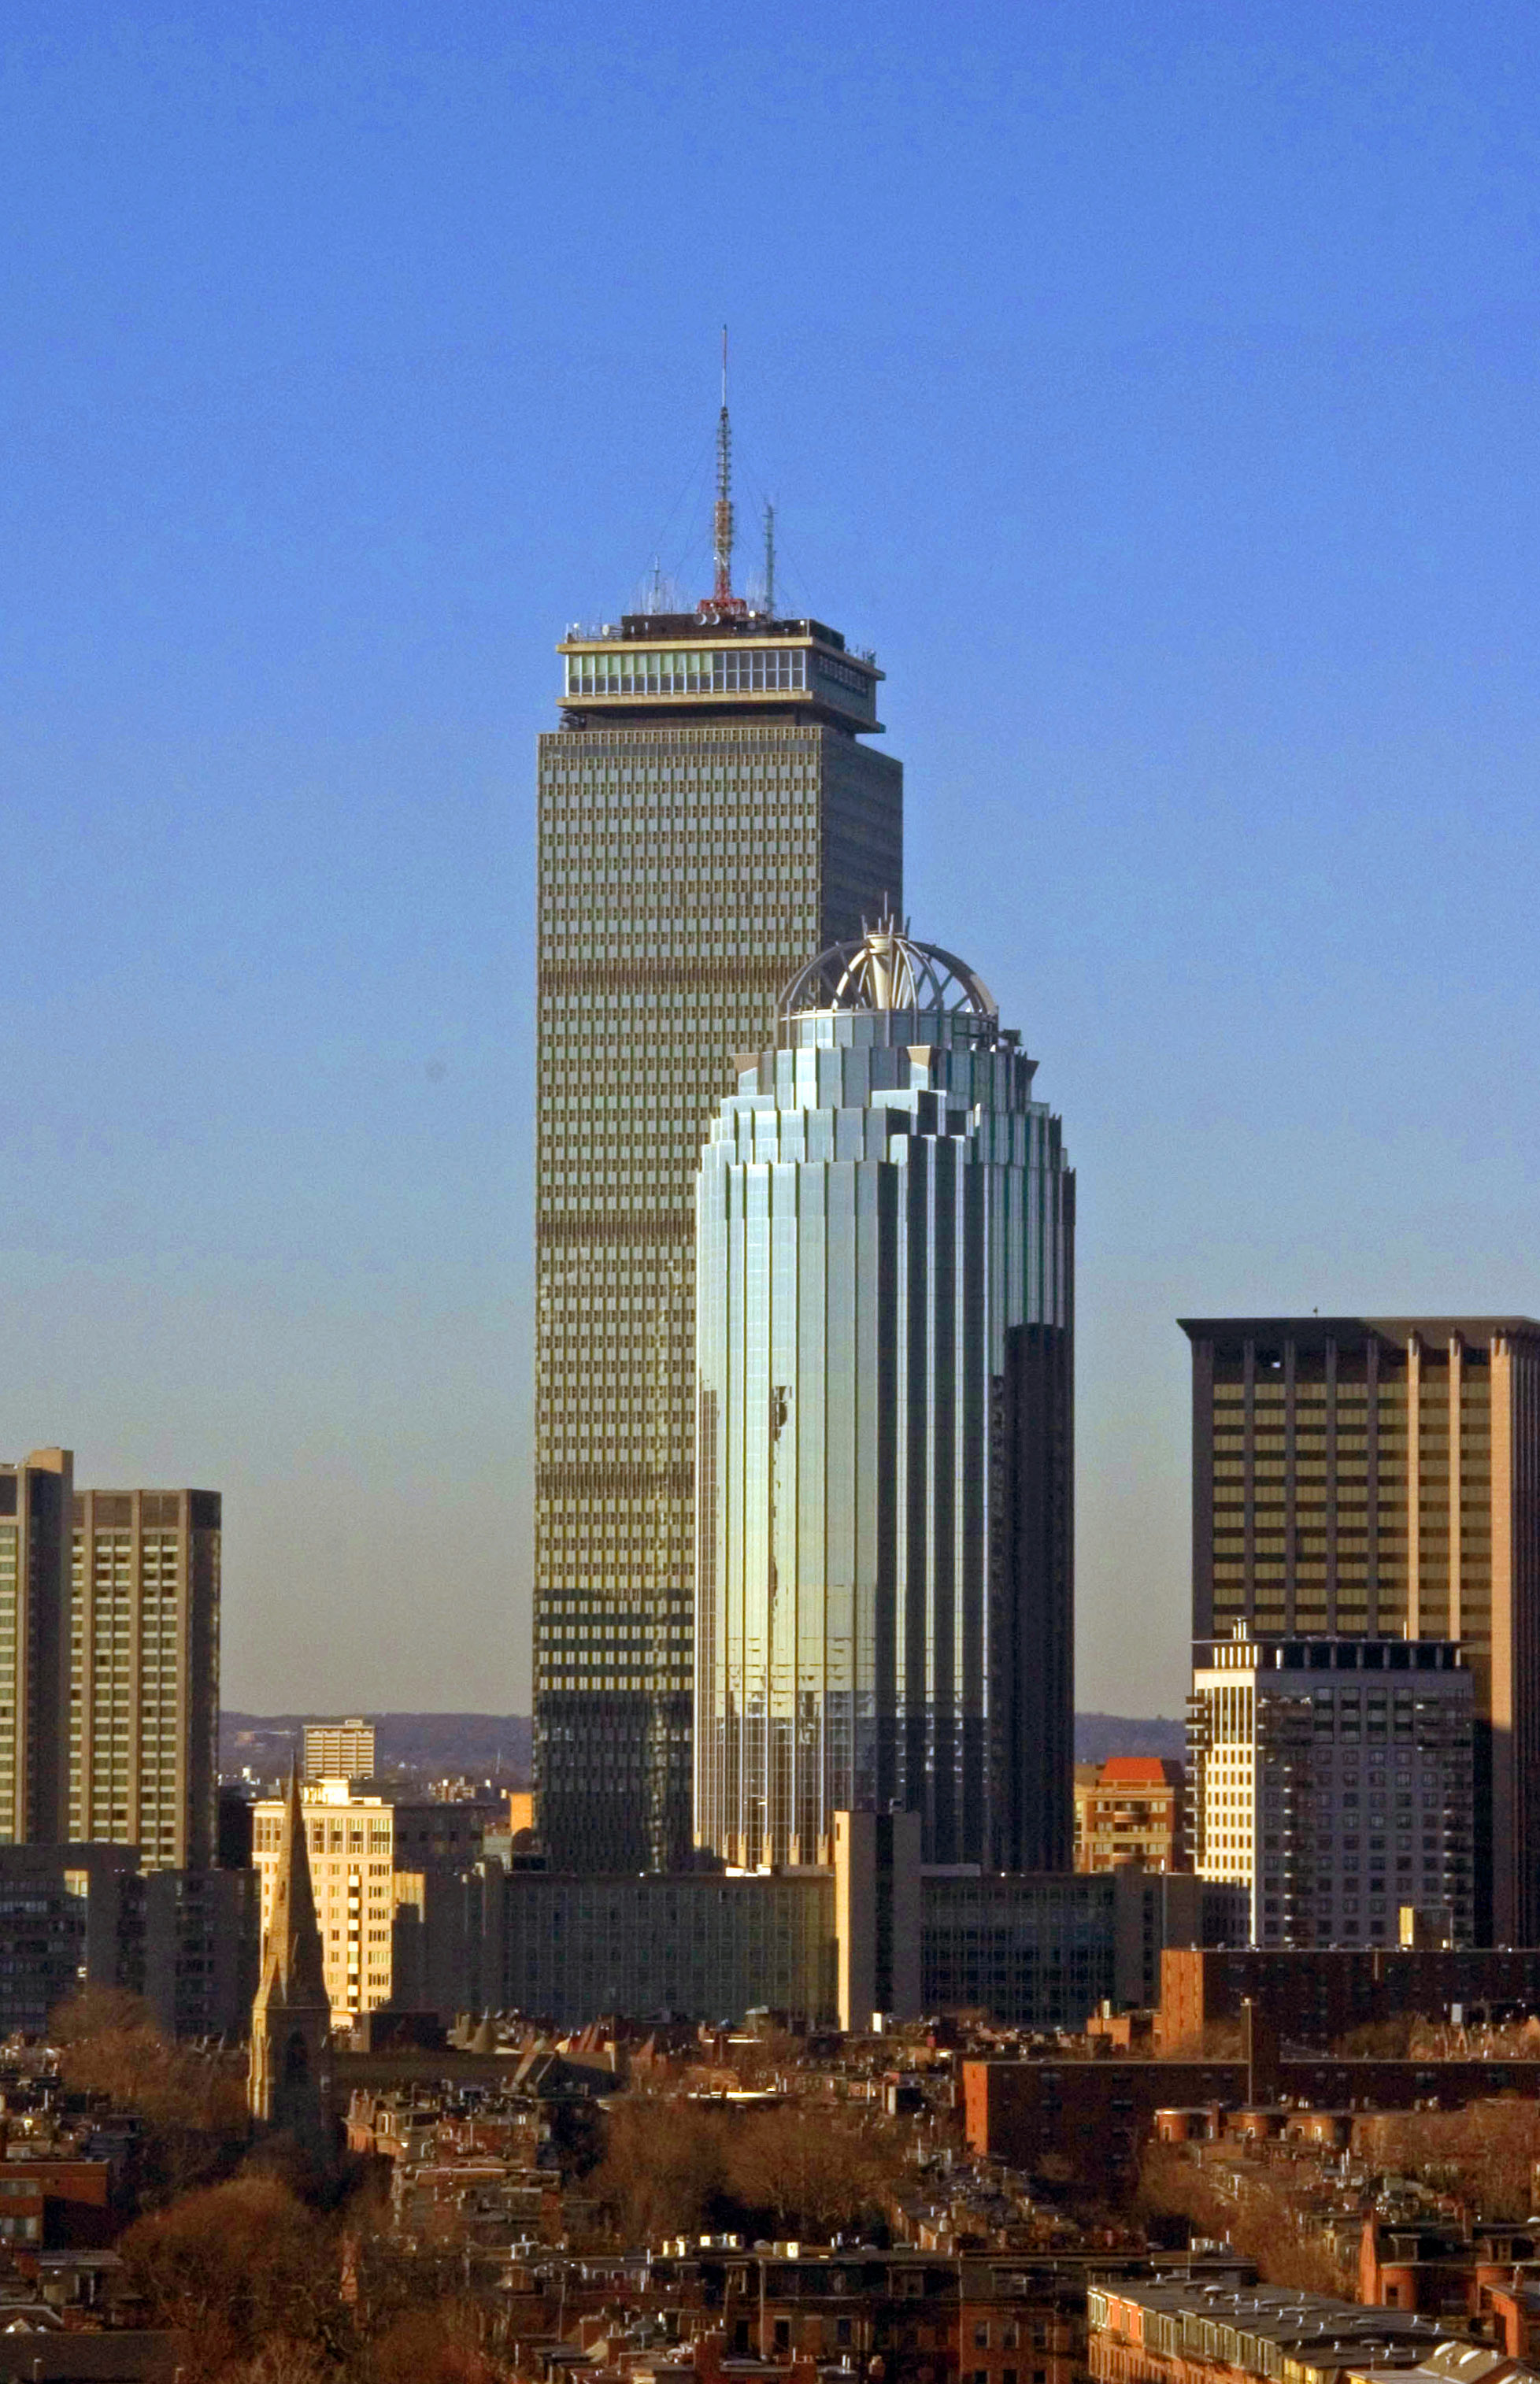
[779, 916, 997, 1031]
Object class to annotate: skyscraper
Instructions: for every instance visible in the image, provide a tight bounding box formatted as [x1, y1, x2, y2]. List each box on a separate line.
[694, 923, 1075, 1871]
[533, 409, 903, 1873]
[0, 1449, 73, 1845]
[68, 1488, 221, 1871]
[1180, 1316, 1540, 1944]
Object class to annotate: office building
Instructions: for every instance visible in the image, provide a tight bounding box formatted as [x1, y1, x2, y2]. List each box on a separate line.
[533, 401, 904, 1875]
[1187, 1633, 1474, 1948]
[143, 1866, 260, 2042]
[694, 922, 1073, 1871]
[0, 1449, 73, 1845]
[302, 1716, 376, 1782]
[68, 1488, 221, 1871]
[1181, 1316, 1540, 1941]
[1074, 1757, 1186, 1874]
[251, 1778, 490, 2022]
[487, 1855, 1238, 2034]
[0, 1842, 141, 2034]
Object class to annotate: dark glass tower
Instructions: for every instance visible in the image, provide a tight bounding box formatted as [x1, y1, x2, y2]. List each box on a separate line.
[534, 561, 903, 1871]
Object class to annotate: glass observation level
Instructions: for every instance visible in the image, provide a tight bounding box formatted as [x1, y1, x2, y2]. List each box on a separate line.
[559, 613, 883, 733]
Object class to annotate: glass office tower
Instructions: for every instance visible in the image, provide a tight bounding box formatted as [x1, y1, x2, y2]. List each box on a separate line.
[694, 924, 1075, 1872]
[535, 613, 902, 1872]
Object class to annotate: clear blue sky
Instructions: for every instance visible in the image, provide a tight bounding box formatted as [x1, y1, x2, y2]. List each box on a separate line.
[4, 3, 1539, 1717]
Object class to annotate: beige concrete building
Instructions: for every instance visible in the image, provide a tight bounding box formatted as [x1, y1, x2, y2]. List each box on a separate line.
[1182, 1317, 1540, 1945]
[252, 1779, 488, 2021]
[0, 1450, 73, 1845]
[302, 1717, 375, 1782]
[68, 1489, 221, 1871]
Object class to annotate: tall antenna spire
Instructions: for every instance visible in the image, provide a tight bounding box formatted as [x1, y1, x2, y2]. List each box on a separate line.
[713, 325, 734, 605]
[763, 499, 776, 616]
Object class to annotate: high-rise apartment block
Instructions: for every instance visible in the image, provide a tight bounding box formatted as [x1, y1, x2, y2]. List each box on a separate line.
[534, 570, 902, 1871]
[302, 1717, 376, 1782]
[1189, 1633, 1474, 1946]
[0, 1449, 73, 1845]
[694, 925, 1074, 1871]
[1182, 1318, 1540, 1942]
[68, 1489, 221, 1871]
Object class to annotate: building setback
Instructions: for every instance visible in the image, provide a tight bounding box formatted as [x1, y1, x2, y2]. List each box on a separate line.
[69, 1487, 221, 1871]
[1180, 1317, 1540, 1944]
[694, 924, 1073, 1872]
[535, 565, 902, 1871]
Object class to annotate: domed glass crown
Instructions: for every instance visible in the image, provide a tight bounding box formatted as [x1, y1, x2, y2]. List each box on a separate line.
[779, 913, 997, 1028]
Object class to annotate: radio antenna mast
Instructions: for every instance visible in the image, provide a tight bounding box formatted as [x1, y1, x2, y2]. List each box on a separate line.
[763, 500, 776, 616]
[713, 326, 734, 605]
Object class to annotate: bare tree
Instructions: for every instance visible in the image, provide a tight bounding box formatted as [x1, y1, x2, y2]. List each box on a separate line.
[589, 2098, 731, 2243]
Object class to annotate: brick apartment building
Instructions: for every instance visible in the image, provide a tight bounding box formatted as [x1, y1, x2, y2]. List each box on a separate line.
[1075, 1760, 1186, 1875]
[1157, 1945, 1540, 2049]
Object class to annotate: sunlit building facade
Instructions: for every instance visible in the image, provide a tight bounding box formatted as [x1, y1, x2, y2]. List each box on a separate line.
[694, 924, 1075, 1871]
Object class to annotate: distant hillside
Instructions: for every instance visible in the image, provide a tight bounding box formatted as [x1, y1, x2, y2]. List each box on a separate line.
[220, 1712, 531, 1782]
[1074, 1712, 1186, 1765]
[224, 1708, 1180, 1781]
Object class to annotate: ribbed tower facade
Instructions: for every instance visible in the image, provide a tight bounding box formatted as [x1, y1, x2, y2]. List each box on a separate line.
[535, 591, 901, 1873]
[694, 924, 1074, 1872]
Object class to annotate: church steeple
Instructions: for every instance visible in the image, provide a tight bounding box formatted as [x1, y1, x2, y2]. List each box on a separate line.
[248, 1768, 331, 2156]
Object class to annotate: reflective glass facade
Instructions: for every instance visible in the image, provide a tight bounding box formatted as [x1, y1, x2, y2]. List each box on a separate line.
[695, 932, 1075, 1871]
[535, 613, 902, 1874]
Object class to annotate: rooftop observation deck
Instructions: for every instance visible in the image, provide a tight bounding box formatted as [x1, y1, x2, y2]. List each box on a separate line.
[557, 611, 884, 732]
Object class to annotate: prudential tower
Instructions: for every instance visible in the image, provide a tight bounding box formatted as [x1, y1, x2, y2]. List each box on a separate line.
[694, 923, 1075, 1872]
[533, 382, 903, 1873]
